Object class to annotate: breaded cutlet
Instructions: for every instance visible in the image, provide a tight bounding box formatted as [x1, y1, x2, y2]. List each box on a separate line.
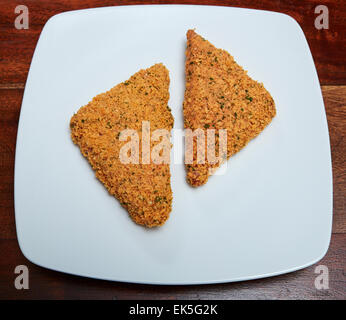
[183, 30, 276, 186]
[70, 64, 174, 227]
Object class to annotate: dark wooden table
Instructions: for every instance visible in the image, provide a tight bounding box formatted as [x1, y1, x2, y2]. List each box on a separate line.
[0, 0, 345, 299]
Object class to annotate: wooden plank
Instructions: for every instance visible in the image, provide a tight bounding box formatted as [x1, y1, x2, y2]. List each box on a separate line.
[0, 86, 344, 240]
[0, 0, 345, 85]
[0, 234, 344, 299]
[322, 86, 346, 234]
[0, 89, 21, 240]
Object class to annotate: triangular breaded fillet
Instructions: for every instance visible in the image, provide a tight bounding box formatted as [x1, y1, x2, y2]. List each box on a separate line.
[70, 64, 174, 227]
[183, 30, 276, 186]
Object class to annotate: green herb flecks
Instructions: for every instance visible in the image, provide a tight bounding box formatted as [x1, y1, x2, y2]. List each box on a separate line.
[245, 90, 253, 102]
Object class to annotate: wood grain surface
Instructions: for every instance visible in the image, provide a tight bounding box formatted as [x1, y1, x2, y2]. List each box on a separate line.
[0, 0, 344, 300]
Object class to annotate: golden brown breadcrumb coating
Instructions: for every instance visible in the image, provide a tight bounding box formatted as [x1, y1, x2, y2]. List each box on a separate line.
[70, 64, 174, 227]
[183, 30, 276, 186]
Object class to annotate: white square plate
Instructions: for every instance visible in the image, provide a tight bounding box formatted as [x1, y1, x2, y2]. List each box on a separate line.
[15, 5, 332, 284]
